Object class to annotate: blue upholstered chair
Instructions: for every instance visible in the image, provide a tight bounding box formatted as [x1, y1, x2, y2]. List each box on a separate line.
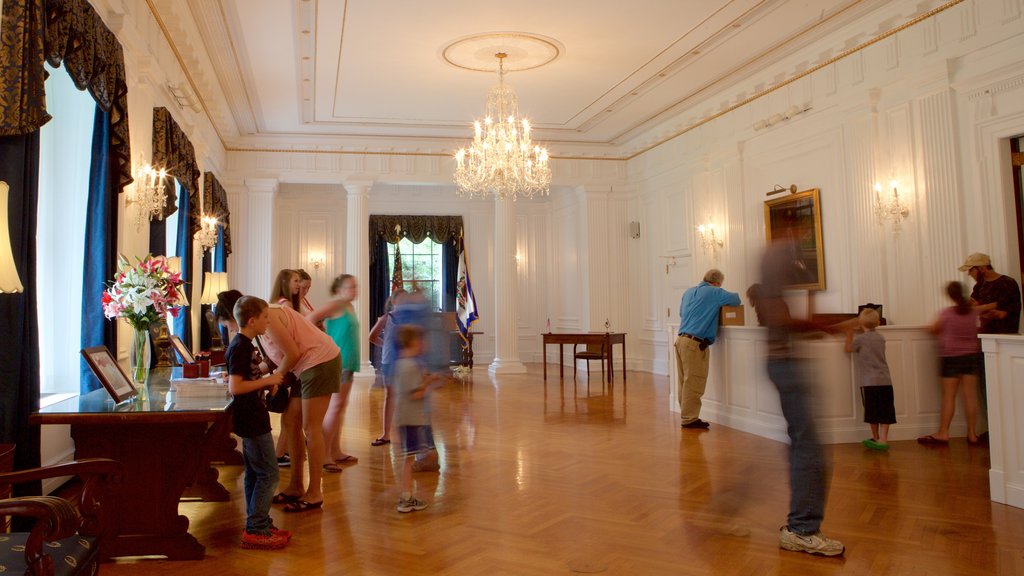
[0, 453, 121, 576]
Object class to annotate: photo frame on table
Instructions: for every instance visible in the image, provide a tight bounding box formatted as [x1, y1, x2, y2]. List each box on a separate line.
[81, 346, 137, 403]
[764, 187, 826, 291]
[169, 335, 195, 364]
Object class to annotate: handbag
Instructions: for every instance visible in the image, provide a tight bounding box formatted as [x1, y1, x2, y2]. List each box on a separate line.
[254, 337, 294, 413]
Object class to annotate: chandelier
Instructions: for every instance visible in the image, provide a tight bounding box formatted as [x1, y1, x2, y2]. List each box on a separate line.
[454, 52, 551, 201]
[128, 163, 167, 230]
[195, 215, 219, 252]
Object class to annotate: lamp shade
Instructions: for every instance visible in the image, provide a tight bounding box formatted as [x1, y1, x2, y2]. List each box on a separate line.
[200, 272, 229, 305]
[0, 181, 24, 294]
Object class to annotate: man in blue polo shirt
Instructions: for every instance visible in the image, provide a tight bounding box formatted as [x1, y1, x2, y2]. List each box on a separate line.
[675, 269, 741, 429]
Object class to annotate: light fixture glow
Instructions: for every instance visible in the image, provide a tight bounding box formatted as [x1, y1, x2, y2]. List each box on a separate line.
[453, 53, 551, 201]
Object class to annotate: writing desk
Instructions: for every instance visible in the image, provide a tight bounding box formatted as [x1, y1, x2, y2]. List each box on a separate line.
[30, 369, 232, 560]
[542, 332, 627, 383]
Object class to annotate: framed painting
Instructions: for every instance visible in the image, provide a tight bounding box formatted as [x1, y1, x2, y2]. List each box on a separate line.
[169, 335, 195, 364]
[764, 187, 826, 291]
[81, 346, 137, 403]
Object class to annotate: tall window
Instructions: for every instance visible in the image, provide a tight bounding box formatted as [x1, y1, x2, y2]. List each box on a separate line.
[387, 237, 443, 311]
[37, 64, 94, 397]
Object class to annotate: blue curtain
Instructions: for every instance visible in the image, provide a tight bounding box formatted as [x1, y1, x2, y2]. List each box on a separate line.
[80, 106, 118, 393]
[173, 184, 192, 347]
[214, 227, 226, 272]
[442, 239, 458, 312]
[0, 131, 43, 506]
[368, 237, 391, 368]
[199, 247, 212, 351]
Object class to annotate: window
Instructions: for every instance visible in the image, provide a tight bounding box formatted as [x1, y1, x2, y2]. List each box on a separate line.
[387, 237, 443, 311]
[37, 64, 94, 396]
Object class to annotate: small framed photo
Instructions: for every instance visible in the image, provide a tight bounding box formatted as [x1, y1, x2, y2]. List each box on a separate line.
[169, 335, 195, 364]
[81, 346, 137, 403]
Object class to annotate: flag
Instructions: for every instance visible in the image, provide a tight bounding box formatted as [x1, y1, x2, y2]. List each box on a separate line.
[456, 235, 478, 343]
[390, 243, 403, 293]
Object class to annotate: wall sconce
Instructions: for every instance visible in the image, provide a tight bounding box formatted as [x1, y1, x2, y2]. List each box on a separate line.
[696, 222, 724, 254]
[629, 220, 641, 239]
[659, 255, 680, 274]
[127, 160, 168, 230]
[874, 180, 910, 233]
[0, 181, 24, 293]
[308, 253, 325, 272]
[195, 215, 219, 252]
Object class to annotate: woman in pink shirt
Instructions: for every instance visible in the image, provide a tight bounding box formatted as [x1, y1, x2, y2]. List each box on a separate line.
[918, 281, 982, 446]
[260, 300, 341, 511]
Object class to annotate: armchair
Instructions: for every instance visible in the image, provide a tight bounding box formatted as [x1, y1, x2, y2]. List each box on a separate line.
[0, 456, 121, 576]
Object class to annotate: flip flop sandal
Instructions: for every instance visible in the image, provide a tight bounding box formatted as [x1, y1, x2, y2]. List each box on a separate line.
[272, 492, 300, 505]
[283, 500, 324, 513]
[335, 455, 358, 464]
[322, 463, 344, 473]
[371, 438, 391, 446]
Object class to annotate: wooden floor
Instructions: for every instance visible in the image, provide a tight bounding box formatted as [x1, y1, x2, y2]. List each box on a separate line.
[105, 367, 1024, 575]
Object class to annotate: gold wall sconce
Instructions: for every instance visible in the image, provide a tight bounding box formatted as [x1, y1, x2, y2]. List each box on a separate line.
[308, 253, 325, 272]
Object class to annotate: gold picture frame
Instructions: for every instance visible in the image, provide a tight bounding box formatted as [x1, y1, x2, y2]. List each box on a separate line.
[764, 188, 826, 291]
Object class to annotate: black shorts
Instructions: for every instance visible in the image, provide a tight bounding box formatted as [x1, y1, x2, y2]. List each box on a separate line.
[940, 353, 981, 378]
[861, 385, 896, 425]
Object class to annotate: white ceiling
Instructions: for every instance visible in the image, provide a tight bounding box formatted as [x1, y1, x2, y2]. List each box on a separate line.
[168, 0, 887, 158]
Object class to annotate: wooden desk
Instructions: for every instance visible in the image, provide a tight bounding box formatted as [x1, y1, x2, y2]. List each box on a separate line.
[31, 369, 233, 560]
[542, 332, 626, 383]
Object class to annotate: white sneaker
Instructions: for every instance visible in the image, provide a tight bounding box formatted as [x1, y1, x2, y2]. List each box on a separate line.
[397, 497, 428, 513]
[779, 526, 844, 556]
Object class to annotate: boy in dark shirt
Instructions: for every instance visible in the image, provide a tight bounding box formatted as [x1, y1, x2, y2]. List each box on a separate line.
[226, 295, 289, 550]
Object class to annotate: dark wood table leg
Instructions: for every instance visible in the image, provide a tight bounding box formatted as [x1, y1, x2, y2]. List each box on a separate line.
[622, 339, 627, 382]
[559, 344, 564, 380]
[543, 339, 547, 381]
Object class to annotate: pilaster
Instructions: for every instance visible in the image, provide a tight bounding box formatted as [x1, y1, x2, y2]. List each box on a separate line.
[345, 181, 373, 373]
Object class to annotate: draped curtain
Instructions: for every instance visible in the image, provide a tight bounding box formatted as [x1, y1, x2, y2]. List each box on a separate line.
[368, 215, 464, 366]
[0, 132, 42, 509]
[203, 172, 232, 259]
[0, 0, 133, 190]
[80, 106, 118, 393]
[0, 0, 134, 493]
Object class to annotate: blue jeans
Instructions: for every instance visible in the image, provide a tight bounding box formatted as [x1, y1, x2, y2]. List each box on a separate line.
[242, 432, 279, 535]
[767, 359, 827, 535]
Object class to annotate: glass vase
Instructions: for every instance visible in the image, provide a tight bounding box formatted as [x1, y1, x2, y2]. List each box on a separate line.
[129, 326, 151, 395]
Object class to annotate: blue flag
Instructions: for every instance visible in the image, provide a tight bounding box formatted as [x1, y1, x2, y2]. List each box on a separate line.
[455, 236, 478, 343]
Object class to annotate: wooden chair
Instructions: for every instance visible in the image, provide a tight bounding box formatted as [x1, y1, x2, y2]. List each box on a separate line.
[0, 448, 121, 576]
[573, 339, 609, 384]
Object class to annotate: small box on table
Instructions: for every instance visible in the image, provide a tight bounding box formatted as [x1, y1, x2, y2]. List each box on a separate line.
[720, 305, 745, 326]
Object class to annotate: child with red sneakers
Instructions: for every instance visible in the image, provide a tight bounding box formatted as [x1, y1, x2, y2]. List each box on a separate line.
[226, 295, 291, 549]
[392, 324, 442, 513]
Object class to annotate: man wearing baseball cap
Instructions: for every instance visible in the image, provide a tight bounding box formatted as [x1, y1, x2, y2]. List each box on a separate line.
[959, 253, 1021, 335]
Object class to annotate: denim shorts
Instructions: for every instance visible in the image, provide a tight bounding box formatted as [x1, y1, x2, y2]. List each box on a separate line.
[399, 425, 435, 457]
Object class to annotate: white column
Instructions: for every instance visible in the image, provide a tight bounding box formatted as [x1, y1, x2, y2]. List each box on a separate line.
[489, 197, 527, 374]
[345, 180, 373, 373]
[242, 178, 278, 298]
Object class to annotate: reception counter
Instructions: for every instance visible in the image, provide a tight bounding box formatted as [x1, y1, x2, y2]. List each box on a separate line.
[981, 334, 1024, 509]
[667, 325, 967, 445]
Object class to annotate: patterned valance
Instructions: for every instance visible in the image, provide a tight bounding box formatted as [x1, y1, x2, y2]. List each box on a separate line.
[0, 0, 133, 191]
[152, 107, 201, 231]
[203, 172, 231, 256]
[368, 215, 463, 265]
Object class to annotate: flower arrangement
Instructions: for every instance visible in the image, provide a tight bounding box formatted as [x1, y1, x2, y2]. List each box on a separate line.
[102, 254, 184, 330]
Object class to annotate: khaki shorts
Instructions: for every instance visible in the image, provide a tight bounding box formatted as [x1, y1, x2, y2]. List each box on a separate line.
[299, 354, 341, 399]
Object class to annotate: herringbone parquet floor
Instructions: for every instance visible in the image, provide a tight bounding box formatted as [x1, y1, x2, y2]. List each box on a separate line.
[105, 367, 1024, 575]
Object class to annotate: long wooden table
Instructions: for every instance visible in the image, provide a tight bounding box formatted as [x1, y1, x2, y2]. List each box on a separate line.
[542, 332, 626, 383]
[30, 369, 233, 561]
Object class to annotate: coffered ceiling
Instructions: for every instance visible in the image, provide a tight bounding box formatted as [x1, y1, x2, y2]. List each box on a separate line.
[159, 0, 888, 158]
